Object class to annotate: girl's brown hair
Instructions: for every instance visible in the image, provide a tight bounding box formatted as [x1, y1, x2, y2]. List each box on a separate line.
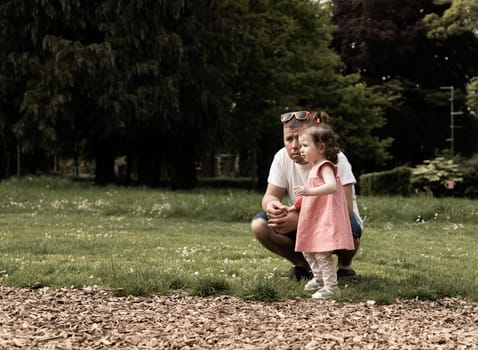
[301, 125, 340, 164]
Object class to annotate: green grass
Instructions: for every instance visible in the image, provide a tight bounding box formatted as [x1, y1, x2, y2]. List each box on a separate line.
[0, 176, 477, 303]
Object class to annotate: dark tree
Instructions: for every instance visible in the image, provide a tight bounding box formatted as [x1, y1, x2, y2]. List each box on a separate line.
[332, 0, 478, 165]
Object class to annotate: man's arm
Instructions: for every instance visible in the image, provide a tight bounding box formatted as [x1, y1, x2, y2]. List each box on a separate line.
[262, 183, 286, 214]
[343, 183, 354, 216]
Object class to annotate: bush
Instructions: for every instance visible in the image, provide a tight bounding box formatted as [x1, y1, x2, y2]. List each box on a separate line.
[197, 177, 255, 190]
[359, 167, 412, 196]
[410, 156, 463, 197]
[460, 154, 478, 198]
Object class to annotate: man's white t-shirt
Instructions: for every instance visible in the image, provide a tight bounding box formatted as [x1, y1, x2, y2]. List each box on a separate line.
[267, 147, 363, 228]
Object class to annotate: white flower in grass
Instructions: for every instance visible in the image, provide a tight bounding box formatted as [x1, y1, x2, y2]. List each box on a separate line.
[151, 203, 171, 216]
[51, 200, 63, 209]
[95, 199, 108, 207]
[181, 247, 189, 257]
[77, 199, 91, 210]
[10, 201, 25, 208]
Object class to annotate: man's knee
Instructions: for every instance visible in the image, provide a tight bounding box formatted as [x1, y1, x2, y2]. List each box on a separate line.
[251, 216, 268, 241]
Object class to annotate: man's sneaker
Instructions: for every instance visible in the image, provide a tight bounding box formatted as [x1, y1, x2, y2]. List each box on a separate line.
[304, 277, 323, 291]
[282, 266, 313, 281]
[337, 268, 359, 283]
[311, 287, 338, 299]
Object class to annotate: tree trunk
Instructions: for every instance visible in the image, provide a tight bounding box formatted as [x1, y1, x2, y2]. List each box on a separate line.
[95, 146, 115, 186]
[169, 148, 197, 190]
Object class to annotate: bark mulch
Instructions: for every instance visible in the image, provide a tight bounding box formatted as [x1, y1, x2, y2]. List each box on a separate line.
[1, 286, 477, 349]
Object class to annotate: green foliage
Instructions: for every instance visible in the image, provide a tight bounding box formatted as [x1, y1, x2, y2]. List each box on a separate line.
[0, 0, 398, 186]
[230, 0, 343, 145]
[231, 0, 392, 178]
[466, 77, 478, 114]
[459, 153, 478, 198]
[326, 76, 393, 171]
[359, 167, 412, 196]
[424, 0, 478, 39]
[411, 156, 463, 196]
[424, 0, 478, 128]
[332, 0, 478, 166]
[0, 0, 476, 188]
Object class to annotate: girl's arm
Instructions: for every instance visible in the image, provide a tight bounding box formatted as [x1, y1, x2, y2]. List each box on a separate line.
[288, 196, 303, 212]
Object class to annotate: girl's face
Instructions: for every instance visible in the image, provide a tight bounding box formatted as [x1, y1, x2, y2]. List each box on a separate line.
[299, 133, 324, 163]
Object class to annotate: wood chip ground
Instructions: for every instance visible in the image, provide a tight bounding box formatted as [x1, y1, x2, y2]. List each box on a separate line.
[1, 286, 477, 349]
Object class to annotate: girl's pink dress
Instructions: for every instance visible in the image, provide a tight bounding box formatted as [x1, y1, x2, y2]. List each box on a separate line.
[295, 160, 354, 253]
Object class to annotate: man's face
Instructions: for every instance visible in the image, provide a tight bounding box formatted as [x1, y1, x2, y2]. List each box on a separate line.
[283, 125, 308, 165]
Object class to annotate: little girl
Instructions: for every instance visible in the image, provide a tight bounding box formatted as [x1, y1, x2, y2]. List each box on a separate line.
[289, 125, 354, 299]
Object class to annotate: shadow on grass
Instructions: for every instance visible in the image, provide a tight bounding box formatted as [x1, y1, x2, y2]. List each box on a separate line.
[338, 272, 478, 304]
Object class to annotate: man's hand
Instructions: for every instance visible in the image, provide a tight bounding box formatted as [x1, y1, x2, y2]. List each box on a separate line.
[265, 200, 288, 219]
[267, 206, 299, 234]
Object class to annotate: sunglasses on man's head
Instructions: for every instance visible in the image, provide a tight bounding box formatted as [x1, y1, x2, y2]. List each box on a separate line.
[280, 111, 311, 123]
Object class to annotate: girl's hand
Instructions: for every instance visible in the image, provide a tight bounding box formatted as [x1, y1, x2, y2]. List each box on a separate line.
[294, 185, 306, 196]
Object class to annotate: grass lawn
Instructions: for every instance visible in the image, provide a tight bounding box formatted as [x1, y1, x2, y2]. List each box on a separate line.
[0, 176, 476, 303]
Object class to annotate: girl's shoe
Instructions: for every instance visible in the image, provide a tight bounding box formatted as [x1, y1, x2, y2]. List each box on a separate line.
[311, 287, 338, 299]
[304, 277, 323, 291]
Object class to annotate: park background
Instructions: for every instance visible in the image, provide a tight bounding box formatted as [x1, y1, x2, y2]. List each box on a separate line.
[0, 0, 478, 197]
[1, 3, 478, 348]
